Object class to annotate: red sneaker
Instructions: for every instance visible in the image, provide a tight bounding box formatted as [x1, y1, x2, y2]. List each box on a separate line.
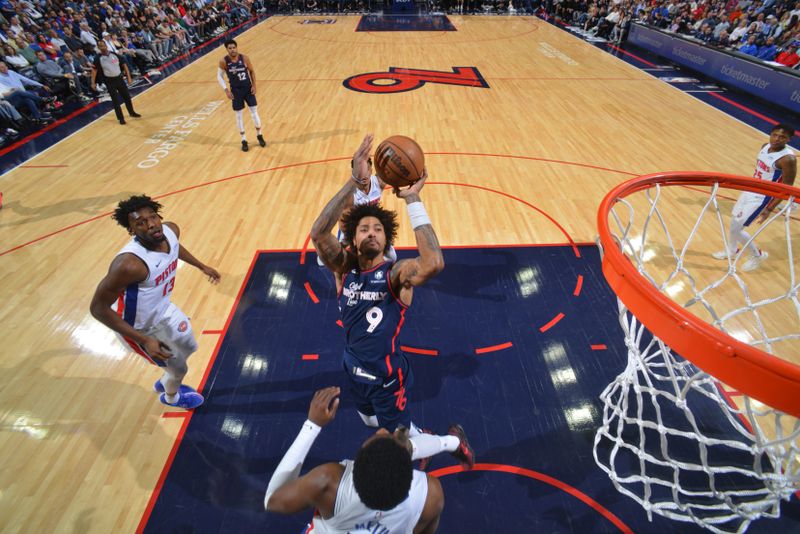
[448, 424, 475, 470]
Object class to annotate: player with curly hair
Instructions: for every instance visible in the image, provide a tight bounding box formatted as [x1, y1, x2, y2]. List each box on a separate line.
[90, 195, 220, 409]
[311, 135, 474, 474]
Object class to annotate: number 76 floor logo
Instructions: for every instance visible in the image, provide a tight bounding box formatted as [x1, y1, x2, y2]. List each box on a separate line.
[343, 67, 489, 94]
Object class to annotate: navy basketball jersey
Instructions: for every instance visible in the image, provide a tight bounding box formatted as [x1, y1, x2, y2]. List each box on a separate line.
[338, 262, 407, 380]
[225, 54, 251, 90]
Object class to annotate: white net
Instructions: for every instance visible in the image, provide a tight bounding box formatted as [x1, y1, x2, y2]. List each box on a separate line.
[594, 178, 800, 534]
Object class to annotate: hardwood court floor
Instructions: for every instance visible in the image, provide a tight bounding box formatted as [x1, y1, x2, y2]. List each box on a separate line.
[0, 15, 795, 533]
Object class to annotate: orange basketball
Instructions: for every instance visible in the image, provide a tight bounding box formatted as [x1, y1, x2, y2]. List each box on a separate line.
[374, 136, 425, 189]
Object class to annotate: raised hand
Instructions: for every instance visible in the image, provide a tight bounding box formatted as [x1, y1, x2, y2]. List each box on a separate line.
[308, 387, 341, 427]
[395, 167, 427, 199]
[352, 134, 374, 183]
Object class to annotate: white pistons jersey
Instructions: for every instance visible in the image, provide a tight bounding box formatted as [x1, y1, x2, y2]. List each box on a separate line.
[112, 225, 180, 331]
[354, 175, 383, 206]
[753, 144, 794, 184]
[308, 460, 428, 534]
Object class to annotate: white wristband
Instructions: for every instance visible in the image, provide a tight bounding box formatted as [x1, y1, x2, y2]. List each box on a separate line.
[407, 201, 430, 230]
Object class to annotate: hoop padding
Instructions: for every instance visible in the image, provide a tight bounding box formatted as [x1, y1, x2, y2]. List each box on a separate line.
[597, 172, 800, 418]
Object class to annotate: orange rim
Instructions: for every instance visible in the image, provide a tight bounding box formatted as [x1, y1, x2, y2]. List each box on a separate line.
[598, 172, 800, 418]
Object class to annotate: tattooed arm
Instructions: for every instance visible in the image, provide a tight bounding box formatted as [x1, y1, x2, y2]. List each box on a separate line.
[390, 170, 445, 302]
[310, 134, 374, 274]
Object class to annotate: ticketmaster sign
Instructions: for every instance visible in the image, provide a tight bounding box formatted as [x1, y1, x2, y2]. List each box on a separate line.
[628, 23, 800, 113]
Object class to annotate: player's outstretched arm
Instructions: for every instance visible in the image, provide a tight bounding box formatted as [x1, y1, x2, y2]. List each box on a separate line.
[391, 170, 445, 290]
[164, 222, 221, 283]
[265, 387, 342, 515]
[413, 475, 445, 534]
[89, 254, 171, 361]
[311, 134, 374, 273]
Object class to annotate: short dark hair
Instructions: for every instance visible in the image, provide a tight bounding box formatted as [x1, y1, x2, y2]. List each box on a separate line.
[112, 195, 163, 230]
[771, 123, 795, 137]
[224, 39, 237, 48]
[341, 203, 398, 253]
[353, 436, 413, 511]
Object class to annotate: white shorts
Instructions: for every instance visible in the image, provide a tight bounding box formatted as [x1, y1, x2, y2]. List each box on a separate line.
[116, 302, 198, 368]
[732, 192, 770, 227]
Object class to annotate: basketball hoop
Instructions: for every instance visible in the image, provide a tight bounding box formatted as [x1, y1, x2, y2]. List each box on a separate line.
[595, 172, 800, 534]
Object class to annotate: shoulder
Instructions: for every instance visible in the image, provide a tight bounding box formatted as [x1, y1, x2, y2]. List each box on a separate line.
[110, 251, 149, 282]
[163, 221, 181, 238]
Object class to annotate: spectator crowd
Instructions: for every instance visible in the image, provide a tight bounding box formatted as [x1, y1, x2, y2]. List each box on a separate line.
[546, 0, 800, 68]
[0, 0, 796, 148]
[0, 0, 268, 146]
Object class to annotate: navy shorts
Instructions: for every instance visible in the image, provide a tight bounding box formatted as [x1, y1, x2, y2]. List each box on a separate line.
[231, 87, 257, 111]
[345, 357, 414, 433]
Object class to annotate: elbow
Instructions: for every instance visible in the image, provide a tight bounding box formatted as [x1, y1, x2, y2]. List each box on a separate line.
[427, 254, 445, 277]
[419, 255, 444, 280]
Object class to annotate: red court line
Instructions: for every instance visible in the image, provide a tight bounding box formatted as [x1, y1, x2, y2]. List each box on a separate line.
[302, 354, 319, 360]
[300, 233, 313, 264]
[18, 164, 69, 168]
[0, 100, 99, 158]
[429, 152, 636, 178]
[708, 92, 788, 129]
[2, 18, 258, 162]
[202, 329, 223, 335]
[401, 345, 439, 356]
[2, 155, 623, 258]
[475, 342, 513, 354]
[432, 180, 581, 257]
[135, 412, 193, 534]
[137, 250, 264, 531]
[304, 282, 320, 304]
[606, 43, 658, 68]
[539, 312, 565, 333]
[573, 275, 584, 296]
[430, 463, 634, 534]
[161, 412, 189, 419]
[590, 344, 607, 351]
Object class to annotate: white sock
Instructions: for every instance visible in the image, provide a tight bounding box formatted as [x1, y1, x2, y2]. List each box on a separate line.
[410, 434, 460, 460]
[235, 109, 244, 136]
[248, 105, 262, 129]
[358, 411, 379, 428]
[165, 392, 179, 404]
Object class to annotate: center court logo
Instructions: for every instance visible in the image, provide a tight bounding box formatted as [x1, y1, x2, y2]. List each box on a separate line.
[343, 67, 489, 94]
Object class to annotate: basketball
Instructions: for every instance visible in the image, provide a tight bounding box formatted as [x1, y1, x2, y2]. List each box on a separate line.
[374, 136, 425, 189]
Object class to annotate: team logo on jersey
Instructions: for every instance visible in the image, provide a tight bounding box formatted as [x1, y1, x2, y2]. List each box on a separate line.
[375, 270, 384, 280]
[178, 321, 188, 333]
[343, 67, 489, 94]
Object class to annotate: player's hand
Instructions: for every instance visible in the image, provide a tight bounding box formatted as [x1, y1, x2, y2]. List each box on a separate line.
[143, 336, 172, 362]
[395, 167, 427, 199]
[201, 265, 221, 284]
[225, 89, 233, 100]
[308, 387, 340, 427]
[250, 84, 256, 95]
[352, 133, 374, 183]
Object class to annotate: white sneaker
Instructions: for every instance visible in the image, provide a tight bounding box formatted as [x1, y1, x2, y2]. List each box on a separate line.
[741, 251, 768, 272]
[712, 250, 730, 260]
